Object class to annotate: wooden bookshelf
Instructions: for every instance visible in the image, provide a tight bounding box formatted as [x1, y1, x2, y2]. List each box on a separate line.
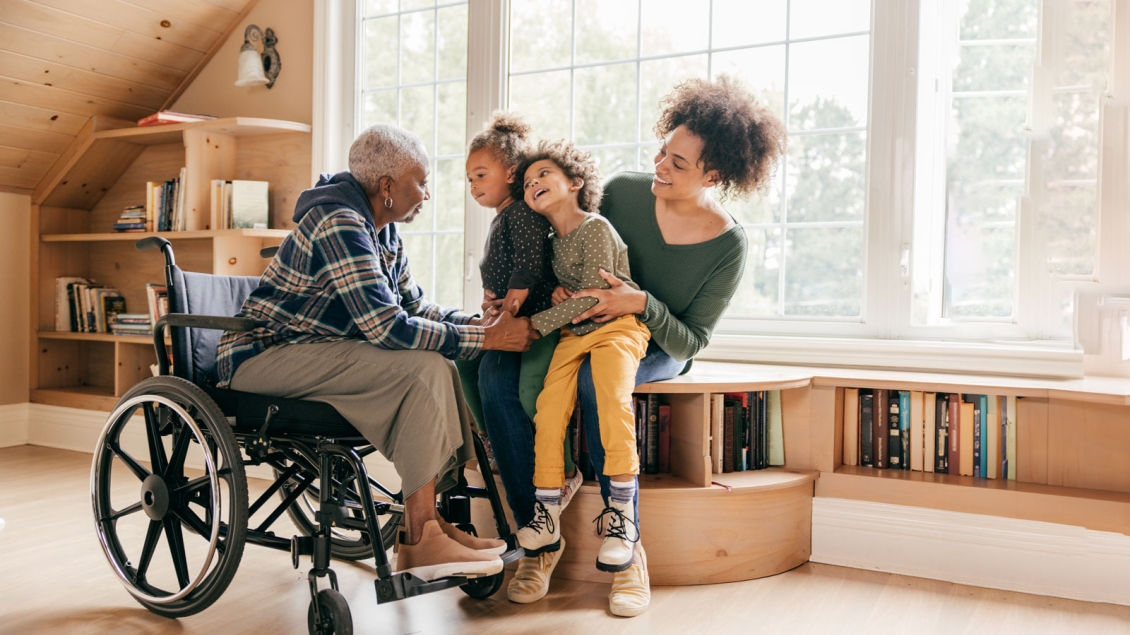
[30, 115, 310, 411]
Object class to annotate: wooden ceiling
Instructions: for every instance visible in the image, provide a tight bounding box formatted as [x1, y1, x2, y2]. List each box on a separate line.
[0, 0, 258, 197]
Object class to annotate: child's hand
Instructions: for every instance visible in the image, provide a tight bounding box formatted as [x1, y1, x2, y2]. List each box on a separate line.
[551, 286, 573, 306]
[481, 289, 504, 313]
[502, 288, 529, 315]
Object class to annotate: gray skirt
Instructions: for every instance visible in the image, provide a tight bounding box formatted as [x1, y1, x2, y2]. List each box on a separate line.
[229, 339, 477, 497]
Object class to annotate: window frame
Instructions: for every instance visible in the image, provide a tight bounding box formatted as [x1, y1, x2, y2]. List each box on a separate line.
[316, 0, 1130, 377]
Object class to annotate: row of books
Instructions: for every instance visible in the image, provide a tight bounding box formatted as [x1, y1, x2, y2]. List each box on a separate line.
[843, 389, 1018, 479]
[112, 205, 152, 233]
[633, 394, 672, 474]
[211, 179, 270, 230]
[54, 278, 169, 335]
[146, 170, 188, 232]
[710, 391, 784, 474]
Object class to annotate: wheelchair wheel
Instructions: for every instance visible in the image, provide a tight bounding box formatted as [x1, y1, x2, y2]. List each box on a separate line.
[92, 376, 248, 618]
[460, 571, 505, 599]
[307, 588, 352, 635]
[275, 445, 402, 561]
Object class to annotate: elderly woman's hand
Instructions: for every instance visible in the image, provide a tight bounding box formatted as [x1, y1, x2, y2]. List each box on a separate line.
[570, 269, 648, 324]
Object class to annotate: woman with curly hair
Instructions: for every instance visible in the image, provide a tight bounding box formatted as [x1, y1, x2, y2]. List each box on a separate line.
[479, 75, 786, 615]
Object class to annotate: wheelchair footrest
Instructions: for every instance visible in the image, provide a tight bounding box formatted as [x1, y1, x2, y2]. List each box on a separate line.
[374, 572, 468, 604]
[501, 546, 523, 566]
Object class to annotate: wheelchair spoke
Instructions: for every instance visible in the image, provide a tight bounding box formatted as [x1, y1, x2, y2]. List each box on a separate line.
[164, 422, 192, 479]
[135, 519, 164, 584]
[174, 475, 212, 496]
[163, 516, 191, 589]
[109, 442, 151, 482]
[102, 501, 144, 523]
[144, 403, 169, 476]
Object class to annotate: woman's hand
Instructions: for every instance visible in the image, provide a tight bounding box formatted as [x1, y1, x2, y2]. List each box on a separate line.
[481, 289, 504, 314]
[570, 269, 648, 324]
[551, 286, 573, 306]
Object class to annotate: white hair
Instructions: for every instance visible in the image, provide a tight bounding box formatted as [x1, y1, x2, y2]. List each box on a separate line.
[348, 124, 429, 196]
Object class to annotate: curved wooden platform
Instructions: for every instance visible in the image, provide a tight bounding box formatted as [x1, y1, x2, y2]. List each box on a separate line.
[553, 469, 816, 585]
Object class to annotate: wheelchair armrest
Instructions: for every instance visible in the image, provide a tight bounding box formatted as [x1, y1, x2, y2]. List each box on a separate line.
[152, 314, 256, 376]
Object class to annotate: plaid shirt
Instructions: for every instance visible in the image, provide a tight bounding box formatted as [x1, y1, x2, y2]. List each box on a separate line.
[215, 202, 484, 387]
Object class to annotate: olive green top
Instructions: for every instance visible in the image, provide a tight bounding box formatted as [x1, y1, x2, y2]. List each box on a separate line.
[530, 214, 638, 337]
[600, 171, 747, 363]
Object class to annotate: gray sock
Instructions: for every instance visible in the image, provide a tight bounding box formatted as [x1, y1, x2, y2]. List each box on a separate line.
[609, 479, 635, 505]
[535, 487, 561, 506]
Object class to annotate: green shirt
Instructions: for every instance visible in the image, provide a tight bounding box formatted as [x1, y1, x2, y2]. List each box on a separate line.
[600, 171, 747, 363]
[531, 214, 638, 337]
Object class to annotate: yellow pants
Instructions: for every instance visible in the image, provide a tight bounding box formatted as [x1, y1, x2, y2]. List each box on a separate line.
[532, 316, 651, 488]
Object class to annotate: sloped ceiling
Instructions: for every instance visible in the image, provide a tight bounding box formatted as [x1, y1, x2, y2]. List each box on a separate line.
[0, 0, 258, 196]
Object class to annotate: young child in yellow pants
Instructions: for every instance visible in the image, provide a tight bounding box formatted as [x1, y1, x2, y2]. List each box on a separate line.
[513, 140, 650, 572]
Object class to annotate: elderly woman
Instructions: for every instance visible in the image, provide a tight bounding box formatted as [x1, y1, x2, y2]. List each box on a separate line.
[214, 124, 537, 582]
[479, 76, 786, 615]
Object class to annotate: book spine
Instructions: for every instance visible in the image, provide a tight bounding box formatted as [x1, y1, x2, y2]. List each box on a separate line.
[768, 390, 784, 467]
[860, 391, 873, 467]
[733, 398, 746, 473]
[959, 400, 975, 477]
[1006, 395, 1018, 479]
[711, 394, 724, 474]
[935, 394, 948, 473]
[980, 394, 990, 478]
[888, 390, 902, 470]
[722, 401, 735, 473]
[843, 388, 860, 466]
[657, 404, 671, 473]
[966, 395, 982, 478]
[948, 394, 961, 475]
[759, 392, 768, 469]
[899, 390, 911, 470]
[873, 390, 887, 469]
[645, 394, 659, 475]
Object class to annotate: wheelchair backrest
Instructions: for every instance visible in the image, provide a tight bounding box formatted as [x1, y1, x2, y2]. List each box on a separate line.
[166, 264, 261, 387]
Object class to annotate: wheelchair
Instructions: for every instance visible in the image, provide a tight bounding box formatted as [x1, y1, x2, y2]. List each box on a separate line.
[90, 236, 520, 634]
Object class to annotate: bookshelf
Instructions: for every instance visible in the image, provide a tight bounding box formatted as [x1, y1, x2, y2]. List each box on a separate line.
[30, 116, 311, 412]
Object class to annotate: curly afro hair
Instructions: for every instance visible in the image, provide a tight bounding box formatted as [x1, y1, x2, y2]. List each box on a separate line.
[654, 74, 786, 200]
[510, 139, 603, 214]
[468, 110, 532, 168]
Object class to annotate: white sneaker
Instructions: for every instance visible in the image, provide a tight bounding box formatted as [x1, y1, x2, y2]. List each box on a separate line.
[609, 542, 650, 617]
[594, 499, 639, 572]
[507, 535, 566, 604]
[515, 499, 562, 556]
[561, 471, 584, 509]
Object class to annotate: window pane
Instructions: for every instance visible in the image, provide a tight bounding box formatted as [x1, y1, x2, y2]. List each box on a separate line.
[435, 157, 465, 232]
[362, 90, 398, 128]
[943, 223, 1015, 319]
[402, 0, 434, 10]
[437, 4, 467, 81]
[640, 0, 710, 57]
[401, 10, 435, 84]
[639, 55, 708, 142]
[436, 82, 466, 156]
[711, 46, 786, 121]
[509, 70, 571, 141]
[400, 85, 435, 153]
[728, 226, 782, 316]
[510, 0, 572, 72]
[949, 96, 1028, 183]
[784, 227, 863, 316]
[712, 0, 786, 48]
[401, 233, 434, 297]
[363, 17, 399, 89]
[1041, 186, 1097, 277]
[1058, 0, 1111, 88]
[574, 62, 637, 146]
[576, 0, 638, 64]
[365, 0, 397, 17]
[954, 43, 1036, 93]
[729, 169, 782, 225]
[959, 0, 1038, 40]
[786, 131, 866, 222]
[788, 35, 870, 130]
[590, 147, 636, 180]
[789, 0, 870, 39]
[433, 234, 465, 308]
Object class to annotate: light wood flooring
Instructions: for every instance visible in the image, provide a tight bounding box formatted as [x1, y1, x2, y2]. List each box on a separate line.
[2, 445, 1129, 635]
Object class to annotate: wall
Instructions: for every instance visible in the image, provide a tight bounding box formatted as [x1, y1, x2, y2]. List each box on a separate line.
[172, 0, 314, 124]
[1, 193, 30, 446]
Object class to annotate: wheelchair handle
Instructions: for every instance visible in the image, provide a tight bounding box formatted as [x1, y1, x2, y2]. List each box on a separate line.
[135, 236, 175, 267]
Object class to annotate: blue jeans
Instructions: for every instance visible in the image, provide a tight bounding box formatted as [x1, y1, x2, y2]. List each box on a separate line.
[479, 340, 685, 527]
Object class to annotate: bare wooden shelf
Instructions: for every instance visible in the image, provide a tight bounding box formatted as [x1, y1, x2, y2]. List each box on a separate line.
[42, 229, 291, 242]
[38, 331, 152, 344]
[32, 386, 117, 412]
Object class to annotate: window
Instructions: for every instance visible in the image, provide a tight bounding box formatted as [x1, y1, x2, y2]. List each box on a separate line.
[507, 0, 873, 320]
[358, 0, 470, 309]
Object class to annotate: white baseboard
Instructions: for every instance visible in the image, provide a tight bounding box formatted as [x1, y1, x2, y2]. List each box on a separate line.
[812, 497, 1130, 606]
[25, 403, 402, 487]
[0, 402, 29, 448]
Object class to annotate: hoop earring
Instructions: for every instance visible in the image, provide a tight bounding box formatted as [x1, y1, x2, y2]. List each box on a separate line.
[384, 197, 393, 209]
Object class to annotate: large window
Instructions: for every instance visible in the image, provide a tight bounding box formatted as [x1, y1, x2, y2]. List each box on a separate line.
[507, 0, 873, 319]
[358, 0, 469, 309]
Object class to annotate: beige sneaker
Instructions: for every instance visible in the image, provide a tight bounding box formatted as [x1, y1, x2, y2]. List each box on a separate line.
[437, 518, 507, 555]
[609, 542, 650, 617]
[507, 535, 565, 604]
[595, 500, 639, 572]
[396, 520, 503, 582]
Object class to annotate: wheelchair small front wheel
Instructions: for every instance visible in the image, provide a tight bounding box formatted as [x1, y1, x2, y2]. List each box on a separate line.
[460, 571, 504, 599]
[91, 376, 248, 618]
[307, 588, 352, 635]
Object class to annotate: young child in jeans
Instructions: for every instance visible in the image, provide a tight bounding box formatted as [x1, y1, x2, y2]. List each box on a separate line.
[456, 112, 584, 506]
[514, 140, 651, 573]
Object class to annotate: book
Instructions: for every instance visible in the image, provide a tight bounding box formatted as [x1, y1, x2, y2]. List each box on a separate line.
[711, 394, 724, 474]
[986, 395, 1000, 479]
[963, 395, 982, 478]
[859, 390, 874, 467]
[230, 180, 270, 229]
[899, 390, 911, 470]
[55, 276, 89, 331]
[137, 110, 216, 127]
[979, 394, 989, 478]
[887, 390, 902, 469]
[725, 392, 750, 471]
[146, 283, 168, 331]
[1005, 395, 1018, 479]
[657, 403, 671, 473]
[873, 390, 887, 469]
[101, 295, 126, 333]
[959, 400, 975, 477]
[645, 394, 660, 475]
[722, 399, 736, 473]
[758, 390, 768, 469]
[843, 388, 860, 466]
[767, 390, 784, 466]
[910, 391, 924, 471]
[923, 392, 936, 473]
[948, 394, 961, 475]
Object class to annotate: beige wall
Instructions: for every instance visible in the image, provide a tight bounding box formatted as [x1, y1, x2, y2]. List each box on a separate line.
[173, 0, 314, 124]
[0, 193, 30, 406]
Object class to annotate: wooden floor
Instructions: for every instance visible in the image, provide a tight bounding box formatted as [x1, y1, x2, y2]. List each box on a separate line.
[2, 445, 1130, 635]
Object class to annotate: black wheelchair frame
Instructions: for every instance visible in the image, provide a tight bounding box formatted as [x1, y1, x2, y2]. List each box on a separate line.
[90, 236, 520, 634]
